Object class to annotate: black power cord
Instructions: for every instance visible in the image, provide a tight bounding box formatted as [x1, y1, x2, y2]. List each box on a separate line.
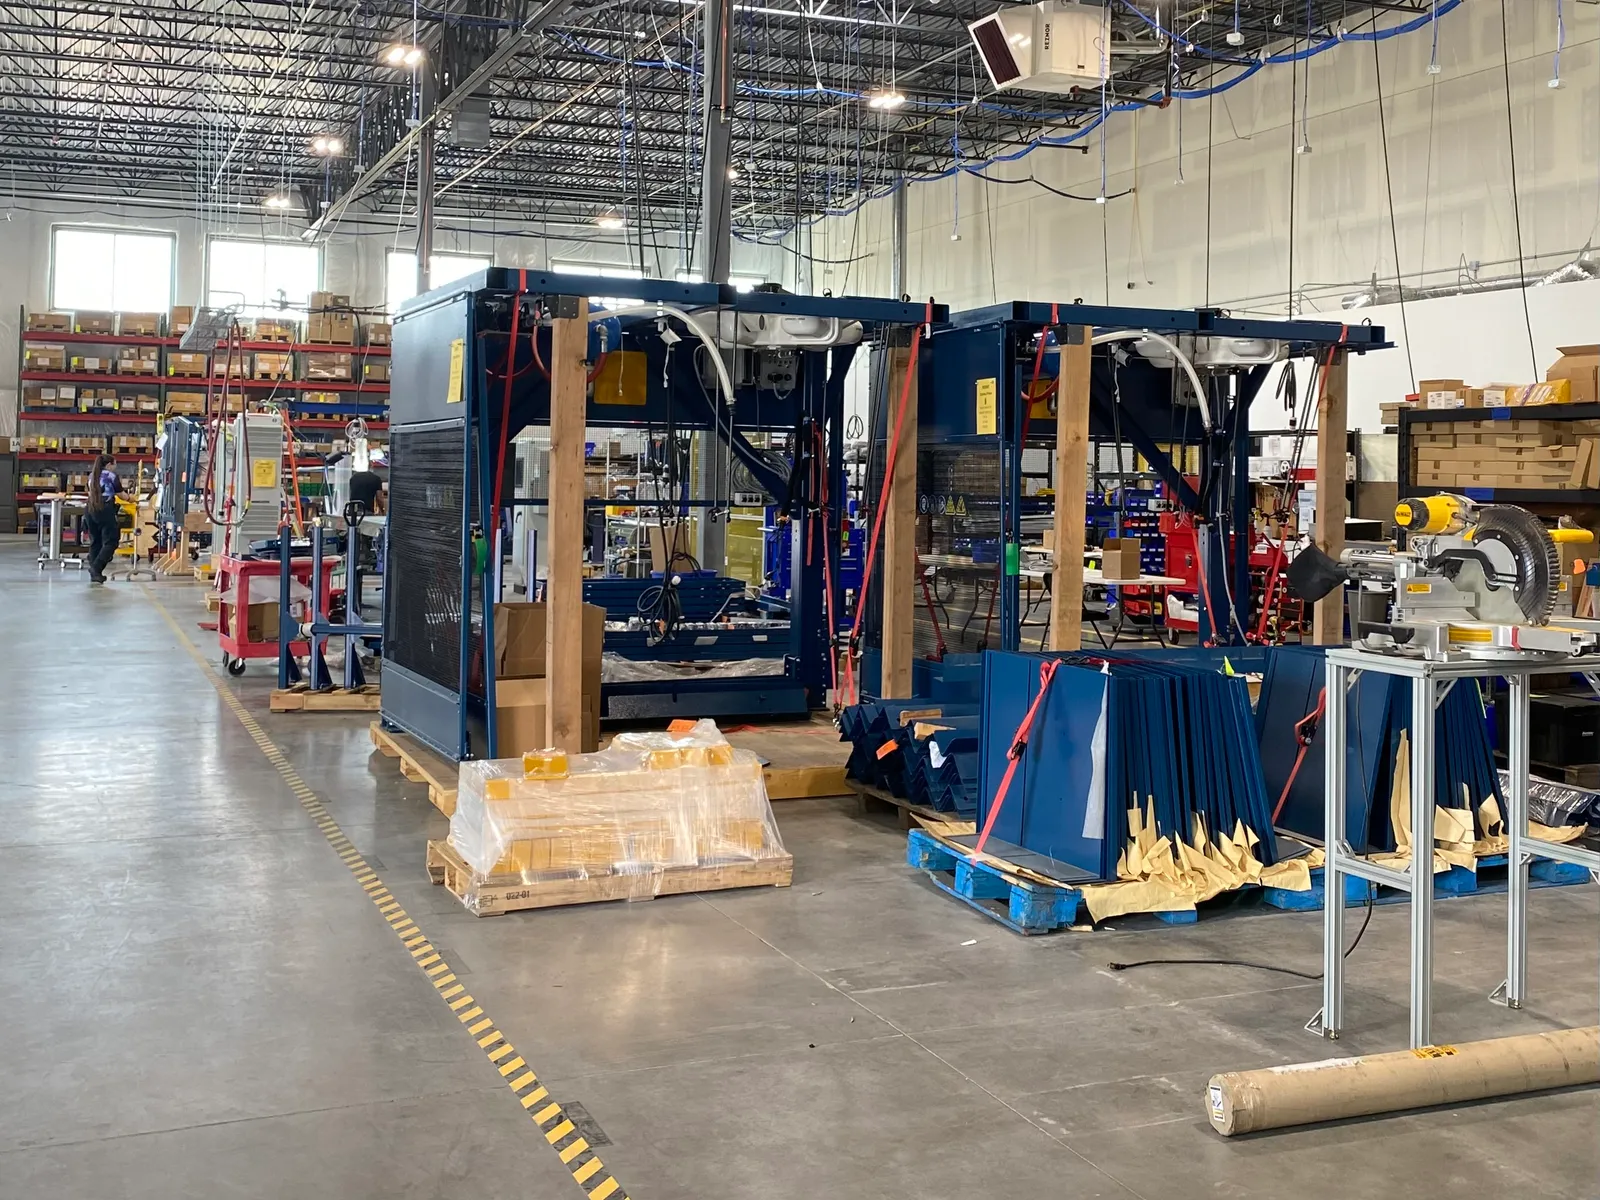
[1107, 892, 1374, 981]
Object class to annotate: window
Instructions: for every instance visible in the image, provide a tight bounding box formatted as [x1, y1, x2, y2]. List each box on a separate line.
[674, 271, 766, 293]
[207, 238, 321, 320]
[386, 250, 492, 314]
[551, 261, 645, 310]
[50, 227, 175, 312]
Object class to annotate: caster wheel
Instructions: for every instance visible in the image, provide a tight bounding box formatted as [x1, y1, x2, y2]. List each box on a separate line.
[226, 657, 247, 676]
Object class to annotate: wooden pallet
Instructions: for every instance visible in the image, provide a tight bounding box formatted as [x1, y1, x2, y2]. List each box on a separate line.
[1261, 854, 1590, 912]
[370, 721, 459, 816]
[271, 684, 381, 713]
[426, 838, 794, 917]
[849, 780, 957, 830]
[1532, 762, 1600, 790]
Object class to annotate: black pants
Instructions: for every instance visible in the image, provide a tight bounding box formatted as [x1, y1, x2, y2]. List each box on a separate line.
[85, 507, 121, 577]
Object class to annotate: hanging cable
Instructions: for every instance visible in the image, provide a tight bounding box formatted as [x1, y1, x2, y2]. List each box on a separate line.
[1371, 30, 1418, 393]
[1497, 0, 1541, 377]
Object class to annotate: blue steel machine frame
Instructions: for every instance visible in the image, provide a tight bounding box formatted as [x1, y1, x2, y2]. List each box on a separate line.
[919, 303, 1390, 652]
[380, 267, 945, 761]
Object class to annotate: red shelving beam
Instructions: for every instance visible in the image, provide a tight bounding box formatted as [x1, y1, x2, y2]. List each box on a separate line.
[18, 410, 160, 424]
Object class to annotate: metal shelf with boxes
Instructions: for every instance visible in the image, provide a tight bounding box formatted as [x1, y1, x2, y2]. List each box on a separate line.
[1396, 348, 1600, 507]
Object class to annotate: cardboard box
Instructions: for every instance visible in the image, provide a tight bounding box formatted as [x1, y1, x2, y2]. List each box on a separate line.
[254, 352, 294, 380]
[1420, 379, 1480, 409]
[1099, 537, 1143, 581]
[493, 678, 600, 757]
[493, 601, 605, 686]
[211, 354, 246, 378]
[1547, 345, 1600, 406]
[1572, 439, 1600, 490]
[253, 317, 297, 343]
[365, 322, 392, 346]
[116, 347, 159, 375]
[73, 310, 115, 334]
[307, 292, 356, 345]
[168, 351, 208, 377]
[245, 601, 279, 643]
[119, 312, 162, 336]
[69, 355, 112, 374]
[26, 312, 71, 333]
[169, 305, 194, 334]
[24, 344, 66, 371]
[647, 523, 697, 574]
[302, 390, 344, 406]
[363, 359, 391, 383]
[303, 351, 353, 381]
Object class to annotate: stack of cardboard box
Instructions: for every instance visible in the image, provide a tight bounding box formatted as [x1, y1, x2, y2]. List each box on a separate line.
[491, 602, 605, 754]
[169, 306, 194, 336]
[1412, 418, 1599, 491]
[365, 322, 392, 346]
[25, 312, 71, 334]
[21, 435, 61, 452]
[69, 353, 114, 374]
[116, 346, 160, 375]
[306, 292, 355, 344]
[1412, 349, 1599, 412]
[164, 391, 208, 416]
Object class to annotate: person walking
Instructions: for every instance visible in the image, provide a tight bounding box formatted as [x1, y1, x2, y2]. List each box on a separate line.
[83, 453, 122, 584]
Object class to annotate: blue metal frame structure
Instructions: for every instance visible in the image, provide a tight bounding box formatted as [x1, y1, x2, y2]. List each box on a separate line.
[380, 267, 945, 761]
[921, 303, 1389, 651]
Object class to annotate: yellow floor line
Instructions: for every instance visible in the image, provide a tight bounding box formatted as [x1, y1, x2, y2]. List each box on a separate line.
[142, 587, 631, 1200]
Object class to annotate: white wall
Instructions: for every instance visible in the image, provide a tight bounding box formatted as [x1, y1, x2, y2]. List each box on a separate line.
[791, 1, 1600, 421]
[0, 199, 786, 435]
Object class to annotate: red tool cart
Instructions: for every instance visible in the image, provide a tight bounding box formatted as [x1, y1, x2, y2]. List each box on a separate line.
[213, 554, 338, 675]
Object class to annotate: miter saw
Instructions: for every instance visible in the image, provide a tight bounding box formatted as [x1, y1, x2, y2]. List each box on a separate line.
[1290, 494, 1599, 660]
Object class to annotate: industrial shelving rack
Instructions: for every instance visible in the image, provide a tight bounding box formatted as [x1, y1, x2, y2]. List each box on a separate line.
[13, 306, 392, 536]
[1396, 402, 1600, 507]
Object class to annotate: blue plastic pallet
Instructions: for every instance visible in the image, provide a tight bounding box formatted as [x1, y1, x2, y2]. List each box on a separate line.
[906, 828, 1083, 935]
[1262, 854, 1589, 912]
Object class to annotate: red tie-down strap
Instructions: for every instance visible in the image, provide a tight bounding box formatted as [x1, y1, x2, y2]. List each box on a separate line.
[973, 657, 1063, 856]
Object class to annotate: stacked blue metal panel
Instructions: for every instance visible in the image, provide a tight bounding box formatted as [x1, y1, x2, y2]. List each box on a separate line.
[977, 650, 1279, 881]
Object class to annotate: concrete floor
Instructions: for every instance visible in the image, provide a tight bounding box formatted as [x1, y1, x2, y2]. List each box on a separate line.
[2, 540, 1598, 1199]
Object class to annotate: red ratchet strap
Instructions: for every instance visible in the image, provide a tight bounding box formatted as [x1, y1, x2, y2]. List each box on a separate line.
[1271, 686, 1327, 823]
[841, 301, 932, 706]
[489, 269, 526, 545]
[974, 658, 1062, 855]
[1018, 303, 1059, 446]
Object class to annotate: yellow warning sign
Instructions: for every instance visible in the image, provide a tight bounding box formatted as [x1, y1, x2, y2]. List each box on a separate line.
[1405, 582, 1432, 594]
[975, 376, 997, 436]
[446, 338, 466, 403]
[251, 458, 279, 489]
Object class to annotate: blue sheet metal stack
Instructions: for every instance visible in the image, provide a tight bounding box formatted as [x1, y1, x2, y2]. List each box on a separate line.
[839, 701, 981, 814]
[978, 650, 1279, 880]
[1259, 646, 1502, 853]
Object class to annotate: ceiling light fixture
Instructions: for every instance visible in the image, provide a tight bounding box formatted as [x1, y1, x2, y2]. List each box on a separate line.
[311, 135, 344, 156]
[726, 166, 741, 180]
[264, 192, 293, 210]
[866, 89, 906, 110]
[596, 213, 625, 230]
[383, 43, 424, 67]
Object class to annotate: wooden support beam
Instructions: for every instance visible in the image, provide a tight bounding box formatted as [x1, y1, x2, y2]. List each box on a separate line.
[881, 342, 918, 699]
[545, 299, 589, 750]
[1049, 327, 1093, 652]
[1313, 349, 1349, 646]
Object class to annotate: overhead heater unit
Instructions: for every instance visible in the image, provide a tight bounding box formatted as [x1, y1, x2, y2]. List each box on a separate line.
[968, 1, 1110, 95]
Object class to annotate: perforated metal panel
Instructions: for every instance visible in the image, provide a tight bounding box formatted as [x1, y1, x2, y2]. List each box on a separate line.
[384, 423, 471, 691]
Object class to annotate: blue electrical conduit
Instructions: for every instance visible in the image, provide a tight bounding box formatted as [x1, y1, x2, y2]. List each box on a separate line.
[722, 0, 1464, 243]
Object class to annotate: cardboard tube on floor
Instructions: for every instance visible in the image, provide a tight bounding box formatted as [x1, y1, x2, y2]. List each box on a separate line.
[1206, 1027, 1600, 1136]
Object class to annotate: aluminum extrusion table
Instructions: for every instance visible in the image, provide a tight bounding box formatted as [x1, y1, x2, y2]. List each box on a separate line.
[1312, 646, 1586, 1050]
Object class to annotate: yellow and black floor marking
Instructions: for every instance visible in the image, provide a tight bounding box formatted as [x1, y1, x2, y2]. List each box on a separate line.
[144, 588, 630, 1200]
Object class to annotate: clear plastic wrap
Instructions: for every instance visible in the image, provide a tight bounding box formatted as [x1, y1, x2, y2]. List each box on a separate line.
[449, 719, 788, 897]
